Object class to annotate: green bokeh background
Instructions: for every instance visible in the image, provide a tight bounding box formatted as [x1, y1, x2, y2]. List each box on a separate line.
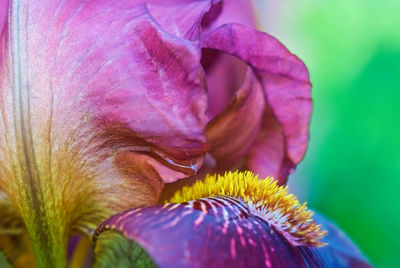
[258, 1, 400, 267]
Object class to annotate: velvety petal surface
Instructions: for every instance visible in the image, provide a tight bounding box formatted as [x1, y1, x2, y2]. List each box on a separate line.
[94, 197, 371, 268]
[202, 24, 312, 183]
[0, 1, 208, 266]
[0, 0, 208, 214]
[95, 171, 370, 268]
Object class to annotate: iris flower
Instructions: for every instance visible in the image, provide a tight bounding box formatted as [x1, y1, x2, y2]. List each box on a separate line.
[0, 0, 371, 267]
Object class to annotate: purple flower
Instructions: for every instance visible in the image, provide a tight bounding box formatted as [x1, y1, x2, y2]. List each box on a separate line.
[94, 171, 372, 268]
[0, 1, 370, 267]
[201, 1, 312, 185]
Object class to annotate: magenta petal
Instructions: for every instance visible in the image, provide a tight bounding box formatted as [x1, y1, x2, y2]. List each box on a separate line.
[0, 1, 7, 71]
[201, 0, 256, 119]
[13, 1, 207, 165]
[206, 69, 265, 168]
[148, 0, 218, 41]
[202, 50, 247, 119]
[1, 1, 208, 213]
[202, 0, 256, 33]
[247, 108, 288, 184]
[95, 198, 371, 268]
[202, 24, 312, 182]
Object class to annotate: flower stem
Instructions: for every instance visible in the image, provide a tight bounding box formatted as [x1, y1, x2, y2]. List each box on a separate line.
[24, 210, 67, 268]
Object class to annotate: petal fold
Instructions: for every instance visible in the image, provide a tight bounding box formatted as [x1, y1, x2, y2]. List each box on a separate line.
[202, 0, 256, 33]
[206, 69, 265, 168]
[202, 24, 312, 182]
[148, 0, 218, 40]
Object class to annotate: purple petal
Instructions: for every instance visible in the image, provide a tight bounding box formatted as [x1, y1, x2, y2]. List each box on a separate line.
[247, 108, 288, 185]
[148, 0, 218, 41]
[202, 0, 256, 33]
[202, 24, 312, 182]
[202, 50, 247, 119]
[206, 69, 265, 168]
[0, 1, 7, 74]
[200, 0, 256, 119]
[0, 0, 208, 232]
[148, 0, 255, 41]
[95, 197, 371, 268]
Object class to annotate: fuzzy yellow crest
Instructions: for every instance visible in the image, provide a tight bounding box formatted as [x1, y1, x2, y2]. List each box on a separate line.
[169, 171, 327, 247]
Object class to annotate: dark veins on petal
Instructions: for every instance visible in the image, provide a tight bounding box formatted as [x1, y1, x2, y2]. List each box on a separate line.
[94, 195, 370, 268]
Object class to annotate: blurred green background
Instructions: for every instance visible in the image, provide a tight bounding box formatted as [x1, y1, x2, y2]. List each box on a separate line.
[257, 0, 400, 267]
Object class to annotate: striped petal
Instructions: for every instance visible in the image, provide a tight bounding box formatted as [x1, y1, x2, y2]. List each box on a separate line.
[94, 171, 371, 267]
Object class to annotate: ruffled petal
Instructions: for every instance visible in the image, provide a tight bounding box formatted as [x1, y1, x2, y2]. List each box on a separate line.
[202, 24, 312, 183]
[246, 108, 288, 184]
[200, 0, 256, 119]
[202, 50, 247, 119]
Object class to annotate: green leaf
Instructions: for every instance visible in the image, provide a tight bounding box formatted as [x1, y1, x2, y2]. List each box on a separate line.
[0, 251, 13, 268]
[94, 230, 156, 268]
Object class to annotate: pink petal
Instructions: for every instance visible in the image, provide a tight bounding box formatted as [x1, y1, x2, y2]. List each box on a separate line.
[0, 1, 7, 73]
[148, 0, 218, 41]
[202, 50, 247, 119]
[202, 24, 312, 183]
[200, 0, 256, 119]
[206, 69, 265, 168]
[0, 1, 208, 215]
[202, 0, 256, 33]
[247, 108, 288, 184]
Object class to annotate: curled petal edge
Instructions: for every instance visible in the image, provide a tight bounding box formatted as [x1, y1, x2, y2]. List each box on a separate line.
[202, 24, 312, 183]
